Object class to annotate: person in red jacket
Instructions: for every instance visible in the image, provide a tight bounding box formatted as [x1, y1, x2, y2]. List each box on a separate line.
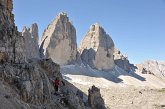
[53, 77, 60, 95]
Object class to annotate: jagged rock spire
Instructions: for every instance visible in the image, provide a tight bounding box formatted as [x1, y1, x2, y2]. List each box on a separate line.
[80, 23, 115, 70]
[39, 12, 77, 65]
[22, 23, 40, 60]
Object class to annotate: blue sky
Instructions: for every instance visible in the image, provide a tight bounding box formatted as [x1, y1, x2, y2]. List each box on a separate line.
[13, 0, 165, 64]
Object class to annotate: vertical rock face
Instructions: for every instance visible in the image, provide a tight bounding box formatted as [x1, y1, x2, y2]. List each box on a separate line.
[39, 12, 77, 65]
[22, 23, 40, 60]
[80, 23, 115, 70]
[0, 0, 25, 63]
[113, 48, 131, 72]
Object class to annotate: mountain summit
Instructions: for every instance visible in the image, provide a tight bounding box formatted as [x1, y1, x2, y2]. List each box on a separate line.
[79, 23, 115, 70]
[39, 12, 77, 65]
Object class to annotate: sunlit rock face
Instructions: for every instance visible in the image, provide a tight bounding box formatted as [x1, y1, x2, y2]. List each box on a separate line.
[39, 12, 77, 65]
[79, 23, 115, 71]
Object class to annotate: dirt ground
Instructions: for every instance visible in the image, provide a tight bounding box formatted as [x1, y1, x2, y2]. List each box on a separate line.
[71, 82, 165, 109]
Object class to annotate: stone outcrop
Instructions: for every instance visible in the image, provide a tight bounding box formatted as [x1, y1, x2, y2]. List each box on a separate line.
[136, 60, 165, 79]
[88, 85, 106, 109]
[113, 48, 131, 72]
[0, 59, 61, 105]
[80, 23, 115, 70]
[0, 81, 31, 109]
[0, 58, 85, 109]
[0, 0, 25, 63]
[22, 23, 40, 60]
[39, 12, 77, 65]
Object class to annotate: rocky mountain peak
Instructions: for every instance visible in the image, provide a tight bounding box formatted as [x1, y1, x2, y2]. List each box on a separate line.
[22, 23, 40, 60]
[54, 12, 69, 24]
[80, 23, 114, 52]
[80, 23, 115, 70]
[39, 12, 77, 65]
[30, 23, 38, 42]
[89, 23, 107, 34]
[89, 23, 100, 31]
[57, 12, 67, 18]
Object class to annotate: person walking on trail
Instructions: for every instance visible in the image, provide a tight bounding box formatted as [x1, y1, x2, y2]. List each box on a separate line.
[53, 77, 60, 95]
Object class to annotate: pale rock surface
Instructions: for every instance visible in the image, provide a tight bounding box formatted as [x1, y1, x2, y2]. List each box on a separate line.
[22, 23, 40, 60]
[136, 60, 165, 79]
[113, 48, 131, 72]
[79, 23, 115, 71]
[39, 12, 77, 65]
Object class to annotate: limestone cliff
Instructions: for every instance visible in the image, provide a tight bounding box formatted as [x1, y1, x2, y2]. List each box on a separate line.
[22, 23, 40, 60]
[80, 23, 115, 70]
[0, 0, 25, 63]
[39, 12, 77, 65]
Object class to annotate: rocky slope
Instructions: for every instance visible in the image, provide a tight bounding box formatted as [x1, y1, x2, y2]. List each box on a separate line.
[39, 12, 77, 65]
[79, 23, 115, 71]
[61, 64, 165, 109]
[0, 58, 88, 109]
[136, 60, 165, 79]
[22, 23, 40, 60]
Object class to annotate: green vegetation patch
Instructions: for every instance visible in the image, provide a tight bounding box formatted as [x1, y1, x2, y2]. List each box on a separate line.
[157, 88, 165, 92]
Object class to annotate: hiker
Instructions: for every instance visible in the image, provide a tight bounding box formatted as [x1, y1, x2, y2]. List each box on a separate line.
[53, 77, 60, 95]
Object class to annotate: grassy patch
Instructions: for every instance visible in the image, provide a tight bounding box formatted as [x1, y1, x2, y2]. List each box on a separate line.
[157, 88, 165, 92]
